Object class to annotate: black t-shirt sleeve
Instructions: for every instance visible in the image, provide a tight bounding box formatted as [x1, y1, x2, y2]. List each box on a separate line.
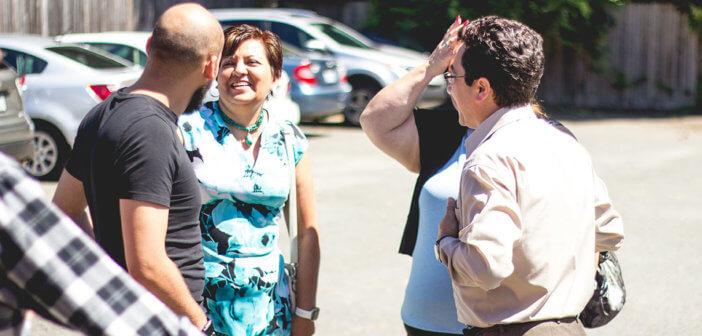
[114, 116, 176, 207]
[64, 139, 82, 181]
[65, 113, 94, 181]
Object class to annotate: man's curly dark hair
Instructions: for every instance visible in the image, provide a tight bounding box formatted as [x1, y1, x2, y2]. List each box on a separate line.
[458, 16, 544, 108]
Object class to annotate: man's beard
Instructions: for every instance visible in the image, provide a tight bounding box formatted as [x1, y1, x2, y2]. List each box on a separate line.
[183, 80, 212, 114]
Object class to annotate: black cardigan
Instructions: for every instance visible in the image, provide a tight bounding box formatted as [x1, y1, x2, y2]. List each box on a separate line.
[399, 105, 467, 256]
[398, 106, 574, 256]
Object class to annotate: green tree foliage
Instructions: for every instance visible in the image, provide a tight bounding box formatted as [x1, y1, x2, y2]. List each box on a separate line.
[364, 0, 623, 62]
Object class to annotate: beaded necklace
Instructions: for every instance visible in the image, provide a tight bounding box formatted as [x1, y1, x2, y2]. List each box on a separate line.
[214, 102, 265, 146]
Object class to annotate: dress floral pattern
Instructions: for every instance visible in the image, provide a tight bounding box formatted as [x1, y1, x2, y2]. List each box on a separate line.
[178, 101, 307, 336]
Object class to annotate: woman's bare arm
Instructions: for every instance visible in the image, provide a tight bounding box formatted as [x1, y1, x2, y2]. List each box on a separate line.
[360, 18, 465, 173]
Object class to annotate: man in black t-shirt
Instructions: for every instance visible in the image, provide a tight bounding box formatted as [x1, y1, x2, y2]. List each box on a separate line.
[52, 3, 224, 332]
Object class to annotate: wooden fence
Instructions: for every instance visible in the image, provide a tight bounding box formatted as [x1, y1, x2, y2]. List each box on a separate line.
[1, 1, 698, 109]
[540, 3, 699, 110]
[132, 0, 261, 31]
[0, 0, 136, 35]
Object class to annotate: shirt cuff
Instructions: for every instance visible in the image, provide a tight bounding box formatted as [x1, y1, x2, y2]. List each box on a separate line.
[436, 236, 458, 266]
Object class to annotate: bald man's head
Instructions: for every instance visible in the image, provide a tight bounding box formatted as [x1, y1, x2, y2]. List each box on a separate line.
[148, 3, 223, 71]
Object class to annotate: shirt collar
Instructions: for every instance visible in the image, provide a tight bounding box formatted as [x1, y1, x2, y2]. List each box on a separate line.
[464, 104, 536, 156]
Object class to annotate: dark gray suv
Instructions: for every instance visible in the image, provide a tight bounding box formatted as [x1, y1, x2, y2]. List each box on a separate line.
[0, 57, 34, 163]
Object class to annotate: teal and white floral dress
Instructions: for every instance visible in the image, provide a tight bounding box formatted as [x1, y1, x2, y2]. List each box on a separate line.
[178, 101, 307, 336]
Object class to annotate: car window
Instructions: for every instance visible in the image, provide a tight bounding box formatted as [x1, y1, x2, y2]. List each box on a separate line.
[0, 48, 48, 75]
[219, 19, 270, 31]
[270, 22, 316, 50]
[280, 42, 303, 57]
[47, 46, 128, 69]
[86, 43, 147, 67]
[310, 22, 372, 49]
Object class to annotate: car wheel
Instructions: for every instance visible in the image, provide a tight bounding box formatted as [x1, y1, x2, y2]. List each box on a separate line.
[22, 122, 69, 181]
[344, 84, 379, 127]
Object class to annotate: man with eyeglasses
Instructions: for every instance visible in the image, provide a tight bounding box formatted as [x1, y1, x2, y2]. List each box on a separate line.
[362, 16, 623, 336]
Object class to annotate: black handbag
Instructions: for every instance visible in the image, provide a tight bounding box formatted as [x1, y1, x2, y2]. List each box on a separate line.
[579, 251, 626, 328]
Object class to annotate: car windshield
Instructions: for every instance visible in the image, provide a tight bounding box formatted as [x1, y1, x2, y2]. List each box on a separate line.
[309, 22, 373, 49]
[46, 46, 129, 69]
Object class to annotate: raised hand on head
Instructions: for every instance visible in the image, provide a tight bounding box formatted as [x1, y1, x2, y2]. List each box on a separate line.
[427, 15, 469, 77]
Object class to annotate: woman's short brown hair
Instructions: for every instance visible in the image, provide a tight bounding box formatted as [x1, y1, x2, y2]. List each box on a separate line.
[221, 24, 283, 79]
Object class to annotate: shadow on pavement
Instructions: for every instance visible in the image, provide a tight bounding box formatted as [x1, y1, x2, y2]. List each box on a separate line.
[543, 106, 702, 121]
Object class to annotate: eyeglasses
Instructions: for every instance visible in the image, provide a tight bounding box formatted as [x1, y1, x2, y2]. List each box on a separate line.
[443, 72, 466, 83]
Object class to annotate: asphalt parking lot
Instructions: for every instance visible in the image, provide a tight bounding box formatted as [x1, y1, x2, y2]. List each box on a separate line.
[35, 115, 702, 335]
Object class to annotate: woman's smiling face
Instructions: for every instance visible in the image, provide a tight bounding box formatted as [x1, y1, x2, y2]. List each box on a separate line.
[217, 38, 277, 109]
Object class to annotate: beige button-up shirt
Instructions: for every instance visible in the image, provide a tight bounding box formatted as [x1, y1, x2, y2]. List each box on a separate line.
[436, 105, 624, 328]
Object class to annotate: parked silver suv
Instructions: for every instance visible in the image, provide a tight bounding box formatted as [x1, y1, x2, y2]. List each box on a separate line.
[0, 55, 34, 163]
[211, 8, 447, 125]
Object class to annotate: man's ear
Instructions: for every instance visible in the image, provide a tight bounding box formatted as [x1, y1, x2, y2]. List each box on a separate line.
[475, 77, 492, 102]
[145, 37, 152, 56]
[204, 54, 219, 79]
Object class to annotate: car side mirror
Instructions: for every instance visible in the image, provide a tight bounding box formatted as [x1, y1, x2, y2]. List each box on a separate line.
[303, 40, 328, 53]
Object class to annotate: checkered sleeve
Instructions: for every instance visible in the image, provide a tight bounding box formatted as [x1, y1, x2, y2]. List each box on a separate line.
[0, 154, 203, 335]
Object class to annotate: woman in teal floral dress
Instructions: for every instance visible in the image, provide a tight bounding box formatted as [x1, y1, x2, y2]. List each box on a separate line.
[178, 25, 320, 336]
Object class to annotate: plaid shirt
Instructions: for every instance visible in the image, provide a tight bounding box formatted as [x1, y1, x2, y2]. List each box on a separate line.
[0, 153, 203, 335]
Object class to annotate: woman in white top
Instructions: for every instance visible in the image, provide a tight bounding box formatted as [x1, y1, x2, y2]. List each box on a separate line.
[359, 17, 470, 336]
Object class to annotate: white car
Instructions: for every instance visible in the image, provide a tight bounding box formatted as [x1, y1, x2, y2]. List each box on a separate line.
[55, 31, 151, 67]
[211, 8, 448, 125]
[56, 31, 301, 124]
[0, 34, 142, 179]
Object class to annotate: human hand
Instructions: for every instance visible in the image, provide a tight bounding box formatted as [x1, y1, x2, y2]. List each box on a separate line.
[427, 15, 469, 77]
[437, 197, 460, 241]
[291, 315, 315, 336]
